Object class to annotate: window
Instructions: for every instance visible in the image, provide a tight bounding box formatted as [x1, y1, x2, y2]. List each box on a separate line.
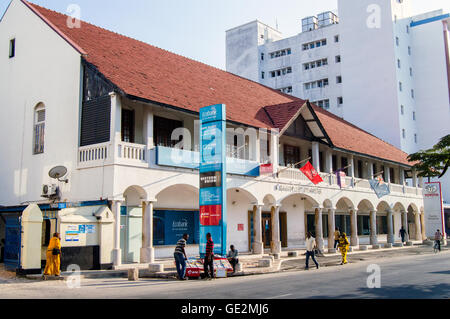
[397, 59, 401, 68]
[394, 15, 397, 23]
[304, 83, 311, 90]
[261, 71, 265, 79]
[396, 37, 399, 46]
[335, 35, 339, 43]
[406, 25, 410, 33]
[414, 134, 417, 143]
[33, 103, 45, 154]
[302, 39, 326, 51]
[322, 39, 327, 46]
[399, 82, 402, 91]
[411, 89, 415, 99]
[413, 111, 416, 120]
[154, 116, 183, 148]
[335, 55, 341, 63]
[261, 53, 264, 61]
[9, 38, 15, 58]
[337, 97, 343, 105]
[410, 67, 413, 77]
[401, 105, 404, 115]
[121, 109, 135, 143]
[283, 144, 300, 167]
[336, 76, 342, 84]
[402, 129, 406, 139]
[271, 71, 276, 78]
[303, 44, 309, 51]
[408, 46, 411, 55]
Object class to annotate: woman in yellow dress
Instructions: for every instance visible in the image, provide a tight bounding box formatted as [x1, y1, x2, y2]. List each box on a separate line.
[338, 232, 350, 265]
[43, 233, 61, 278]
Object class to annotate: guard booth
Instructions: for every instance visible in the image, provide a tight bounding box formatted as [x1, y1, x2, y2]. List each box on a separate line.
[3, 215, 21, 270]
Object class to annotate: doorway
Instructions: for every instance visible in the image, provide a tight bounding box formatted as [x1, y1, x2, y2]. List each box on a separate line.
[262, 213, 272, 248]
[279, 212, 288, 248]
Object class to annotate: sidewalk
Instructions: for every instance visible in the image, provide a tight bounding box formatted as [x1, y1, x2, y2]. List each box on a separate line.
[22, 240, 437, 281]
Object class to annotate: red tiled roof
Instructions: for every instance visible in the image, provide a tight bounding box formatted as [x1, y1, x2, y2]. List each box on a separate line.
[23, 1, 413, 167]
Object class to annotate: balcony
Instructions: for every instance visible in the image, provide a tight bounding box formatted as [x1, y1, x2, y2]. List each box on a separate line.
[78, 143, 422, 198]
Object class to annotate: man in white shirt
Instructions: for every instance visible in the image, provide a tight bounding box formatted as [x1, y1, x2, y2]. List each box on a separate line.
[305, 231, 320, 270]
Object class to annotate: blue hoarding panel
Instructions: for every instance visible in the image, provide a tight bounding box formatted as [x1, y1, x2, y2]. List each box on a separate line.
[199, 104, 226, 123]
[153, 210, 199, 246]
[199, 187, 223, 206]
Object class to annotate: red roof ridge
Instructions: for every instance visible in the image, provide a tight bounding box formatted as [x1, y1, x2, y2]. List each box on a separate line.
[311, 103, 410, 156]
[24, 0, 296, 95]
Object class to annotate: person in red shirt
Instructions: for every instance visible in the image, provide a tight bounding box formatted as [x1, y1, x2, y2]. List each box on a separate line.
[204, 233, 214, 280]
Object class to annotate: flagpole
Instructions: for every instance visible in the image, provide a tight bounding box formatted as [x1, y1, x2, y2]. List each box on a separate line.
[354, 170, 384, 185]
[277, 157, 312, 175]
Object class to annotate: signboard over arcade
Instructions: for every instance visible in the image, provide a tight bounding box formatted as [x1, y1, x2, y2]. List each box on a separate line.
[423, 182, 446, 239]
[199, 104, 227, 257]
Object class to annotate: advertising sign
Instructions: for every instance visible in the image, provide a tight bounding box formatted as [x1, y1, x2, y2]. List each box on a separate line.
[199, 104, 227, 257]
[423, 182, 446, 239]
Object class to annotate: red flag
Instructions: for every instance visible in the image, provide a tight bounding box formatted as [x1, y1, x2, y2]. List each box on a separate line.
[300, 161, 323, 185]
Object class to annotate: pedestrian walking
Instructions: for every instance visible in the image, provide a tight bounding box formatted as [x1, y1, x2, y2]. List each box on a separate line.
[204, 233, 215, 280]
[338, 232, 350, 265]
[43, 233, 61, 278]
[305, 232, 319, 270]
[434, 229, 442, 252]
[174, 233, 189, 280]
[227, 245, 239, 273]
[399, 226, 407, 244]
[334, 228, 340, 249]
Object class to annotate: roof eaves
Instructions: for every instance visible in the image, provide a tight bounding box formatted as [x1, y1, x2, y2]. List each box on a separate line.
[332, 146, 413, 168]
[305, 101, 334, 147]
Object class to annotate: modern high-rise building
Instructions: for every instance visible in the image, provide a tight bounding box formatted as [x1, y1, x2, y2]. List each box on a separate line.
[226, 0, 450, 204]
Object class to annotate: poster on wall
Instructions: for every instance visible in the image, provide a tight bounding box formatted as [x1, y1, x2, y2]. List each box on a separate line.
[199, 104, 227, 257]
[423, 182, 446, 238]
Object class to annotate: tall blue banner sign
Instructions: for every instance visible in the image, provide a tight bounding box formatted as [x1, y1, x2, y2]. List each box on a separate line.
[199, 104, 227, 257]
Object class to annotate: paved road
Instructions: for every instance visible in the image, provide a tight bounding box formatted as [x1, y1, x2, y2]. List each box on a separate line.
[1, 248, 449, 299]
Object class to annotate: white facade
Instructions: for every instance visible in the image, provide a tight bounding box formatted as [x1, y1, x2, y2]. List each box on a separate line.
[0, 0, 426, 268]
[226, 0, 450, 203]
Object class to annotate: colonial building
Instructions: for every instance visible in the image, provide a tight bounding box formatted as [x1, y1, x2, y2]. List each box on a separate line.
[0, 0, 425, 271]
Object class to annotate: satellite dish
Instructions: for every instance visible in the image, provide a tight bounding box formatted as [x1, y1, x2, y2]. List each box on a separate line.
[49, 166, 69, 183]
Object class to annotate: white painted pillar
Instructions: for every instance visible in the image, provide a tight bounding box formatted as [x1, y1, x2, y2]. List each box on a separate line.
[370, 210, 378, 245]
[112, 200, 123, 266]
[412, 169, 418, 187]
[420, 211, 426, 240]
[368, 161, 374, 179]
[399, 167, 405, 185]
[314, 207, 324, 252]
[418, 177, 424, 188]
[143, 110, 154, 149]
[312, 142, 320, 172]
[271, 205, 282, 254]
[385, 166, 391, 184]
[350, 209, 359, 246]
[140, 200, 156, 264]
[110, 92, 122, 143]
[401, 210, 408, 235]
[328, 208, 336, 252]
[255, 130, 261, 163]
[253, 205, 264, 254]
[414, 212, 422, 241]
[349, 155, 355, 187]
[325, 151, 333, 173]
[271, 130, 279, 174]
[387, 209, 395, 244]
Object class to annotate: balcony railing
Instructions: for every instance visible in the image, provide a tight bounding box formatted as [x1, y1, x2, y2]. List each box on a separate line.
[77, 143, 423, 197]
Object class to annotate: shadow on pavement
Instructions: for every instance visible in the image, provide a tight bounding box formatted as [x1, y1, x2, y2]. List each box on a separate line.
[308, 283, 450, 299]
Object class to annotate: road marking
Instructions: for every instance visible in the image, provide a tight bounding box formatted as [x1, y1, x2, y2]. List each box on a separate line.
[266, 293, 292, 299]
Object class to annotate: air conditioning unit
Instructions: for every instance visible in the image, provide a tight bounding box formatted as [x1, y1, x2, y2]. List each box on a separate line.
[41, 184, 58, 198]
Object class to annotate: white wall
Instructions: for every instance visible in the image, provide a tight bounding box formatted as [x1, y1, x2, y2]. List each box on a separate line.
[0, 0, 82, 206]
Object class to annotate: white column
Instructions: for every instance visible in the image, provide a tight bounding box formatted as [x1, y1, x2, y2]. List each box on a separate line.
[325, 151, 333, 173]
[112, 200, 123, 266]
[420, 211, 426, 240]
[401, 210, 408, 236]
[349, 155, 355, 187]
[399, 167, 405, 185]
[350, 209, 359, 246]
[271, 205, 282, 254]
[370, 210, 378, 245]
[143, 109, 154, 149]
[140, 200, 155, 264]
[387, 209, 395, 244]
[314, 207, 324, 252]
[271, 130, 279, 174]
[109, 92, 122, 143]
[253, 205, 264, 254]
[412, 169, 418, 187]
[328, 208, 336, 252]
[385, 166, 391, 184]
[368, 161, 374, 179]
[414, 212, 422, 241]
[418, 177, 424, 188]
[312, 142, 320, 172]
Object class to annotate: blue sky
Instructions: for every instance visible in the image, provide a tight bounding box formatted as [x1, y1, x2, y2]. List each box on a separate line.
[1, 0, 449, 70]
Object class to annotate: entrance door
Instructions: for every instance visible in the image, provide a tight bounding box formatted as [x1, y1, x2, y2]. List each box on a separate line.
[4, 217, 21, 270]
[261, 213, 272, 248]
[279, 212, 288, 248]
